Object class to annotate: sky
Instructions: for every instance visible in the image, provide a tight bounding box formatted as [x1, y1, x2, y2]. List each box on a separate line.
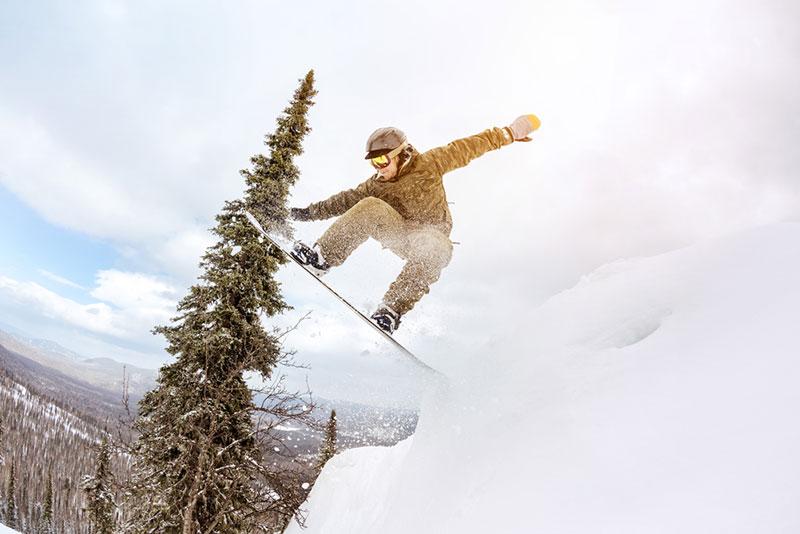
[1, 0, 798, 403]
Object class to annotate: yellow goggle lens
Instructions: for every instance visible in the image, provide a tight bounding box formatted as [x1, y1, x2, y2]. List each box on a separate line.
[370, 155, 391, 168]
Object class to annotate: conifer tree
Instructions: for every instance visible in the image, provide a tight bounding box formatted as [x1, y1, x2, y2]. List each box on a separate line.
[6, 463, 17, 530]
[316, 410, 338, 471]
[126, 71, 318, 533]
[0, 416, 4, 466]
[40, 469, 53, 534]
[82, 437, 115, 534]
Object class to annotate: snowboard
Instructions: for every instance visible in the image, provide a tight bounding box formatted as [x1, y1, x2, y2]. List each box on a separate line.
[244, 211, 439, 374]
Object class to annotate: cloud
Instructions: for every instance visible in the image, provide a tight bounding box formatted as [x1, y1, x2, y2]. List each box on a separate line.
[0, 108, 188, 242]
[0, 270, 177, 343]
[147, 228, 218, 285]
[37, 269, 86, 290]
[90, 270, 177, 320]
[0, 275, 122, 337]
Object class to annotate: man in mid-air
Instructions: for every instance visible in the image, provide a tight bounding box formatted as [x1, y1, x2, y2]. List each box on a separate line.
[290, 114, 540, 334]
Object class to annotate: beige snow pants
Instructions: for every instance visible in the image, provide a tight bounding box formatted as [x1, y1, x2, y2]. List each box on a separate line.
[316, 197, 453, 316]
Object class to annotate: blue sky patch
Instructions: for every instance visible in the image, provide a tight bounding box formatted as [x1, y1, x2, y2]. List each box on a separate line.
[0, 183, 118, 302]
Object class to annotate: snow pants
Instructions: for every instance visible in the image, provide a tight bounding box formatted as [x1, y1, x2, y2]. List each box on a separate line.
[315, 197, 453, 316]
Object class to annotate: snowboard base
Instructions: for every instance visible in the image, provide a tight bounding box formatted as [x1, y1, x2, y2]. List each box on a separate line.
[245, 211, 440, 375]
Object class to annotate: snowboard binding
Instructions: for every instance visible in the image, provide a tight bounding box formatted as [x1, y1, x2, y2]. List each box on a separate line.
[370, 305, 401, 335]
[290, 241, 330, 276]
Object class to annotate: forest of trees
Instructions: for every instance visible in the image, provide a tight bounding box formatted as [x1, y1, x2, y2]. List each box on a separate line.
[0, 365, 126, 533]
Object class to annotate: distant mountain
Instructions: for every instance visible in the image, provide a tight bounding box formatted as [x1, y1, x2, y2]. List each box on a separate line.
[0, 342, 127, 422]
[25, 336, 84, 361]
[0, 328, 416, 450]
[0, 320, 31, 338]
[313, 397, 418, 448]
[0, 328, 157, 400]
[264, 395, 418, 465]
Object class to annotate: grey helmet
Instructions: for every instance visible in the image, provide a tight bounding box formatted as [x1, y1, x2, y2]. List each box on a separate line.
[365, 127, 407, 159]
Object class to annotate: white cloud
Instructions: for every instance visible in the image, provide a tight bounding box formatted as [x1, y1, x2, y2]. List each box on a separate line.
[0, 270, 177, 343]
[147, 228, 218, 285]
[37, 269, 86, 290]
[0, 275, 122, 337]
[90, 270, 177, 319]
[0, 108, 187, 242]
[4, 0, 797, 285]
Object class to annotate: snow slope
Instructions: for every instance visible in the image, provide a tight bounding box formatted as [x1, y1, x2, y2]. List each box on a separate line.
[287, 223, 800, 533]
[0, 524, 21, 533]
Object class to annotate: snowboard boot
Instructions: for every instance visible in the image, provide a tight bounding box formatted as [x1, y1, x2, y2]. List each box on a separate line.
[290, 241, 330, 276]
[370, 305, 401, 335]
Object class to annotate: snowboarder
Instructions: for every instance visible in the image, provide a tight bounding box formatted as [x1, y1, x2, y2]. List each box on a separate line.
[289, 114, 541, 334]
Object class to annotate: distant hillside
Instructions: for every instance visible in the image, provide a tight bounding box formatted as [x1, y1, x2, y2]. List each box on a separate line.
[267, 396, 418, 469]
[0, 343, 128, 424]
[0, 329, 156, 401]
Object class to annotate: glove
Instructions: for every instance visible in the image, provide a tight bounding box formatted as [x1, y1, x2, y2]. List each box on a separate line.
[506, 114, 541, 142]
[289, 207, 311, 221]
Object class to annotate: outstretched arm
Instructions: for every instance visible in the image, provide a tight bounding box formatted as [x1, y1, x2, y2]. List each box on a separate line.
[424, 115, 540, 175]
[291, 177, 375, 221]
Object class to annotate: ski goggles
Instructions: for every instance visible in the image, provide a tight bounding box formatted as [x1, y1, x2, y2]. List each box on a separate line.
[369, 142, 408, 169]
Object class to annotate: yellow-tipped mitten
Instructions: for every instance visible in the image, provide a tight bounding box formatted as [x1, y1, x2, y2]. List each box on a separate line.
[507, 114, 541, 142]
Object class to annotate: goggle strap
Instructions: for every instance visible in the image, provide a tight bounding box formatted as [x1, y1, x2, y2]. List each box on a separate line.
[386, 141, 408, 159]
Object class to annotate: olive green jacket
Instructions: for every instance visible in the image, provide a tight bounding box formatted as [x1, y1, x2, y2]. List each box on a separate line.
[304, 127, 513, 235]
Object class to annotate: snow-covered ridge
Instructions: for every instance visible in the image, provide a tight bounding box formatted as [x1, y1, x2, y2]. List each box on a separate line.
[0, 328, 157, 398]
[289, 223, 800, 534]
[1, 378, 98, 444]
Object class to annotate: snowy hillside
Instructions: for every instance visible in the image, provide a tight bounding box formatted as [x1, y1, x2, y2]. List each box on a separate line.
[288, 223, 800, 534]
[0, 525, 21, 533]
[0, 348, 123, 531]
[0, 329, 157, 399]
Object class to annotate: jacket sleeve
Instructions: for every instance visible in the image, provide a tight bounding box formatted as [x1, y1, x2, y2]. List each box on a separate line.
[304, 176, 375, 220]
[423, 127, 513, 176]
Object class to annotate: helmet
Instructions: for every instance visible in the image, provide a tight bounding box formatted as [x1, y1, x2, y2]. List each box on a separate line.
[365, 127, 407, 159]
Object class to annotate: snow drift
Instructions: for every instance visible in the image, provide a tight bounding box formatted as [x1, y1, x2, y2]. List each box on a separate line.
[287, 223, 800, 534]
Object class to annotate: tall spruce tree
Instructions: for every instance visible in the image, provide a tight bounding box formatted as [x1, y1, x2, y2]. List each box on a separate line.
[316, 410, 337, 472]
[82, 437, 115, 534]
[126, 71, 318, 534]
[6, 463, 17, 530]
[40, 469, 53, 534]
